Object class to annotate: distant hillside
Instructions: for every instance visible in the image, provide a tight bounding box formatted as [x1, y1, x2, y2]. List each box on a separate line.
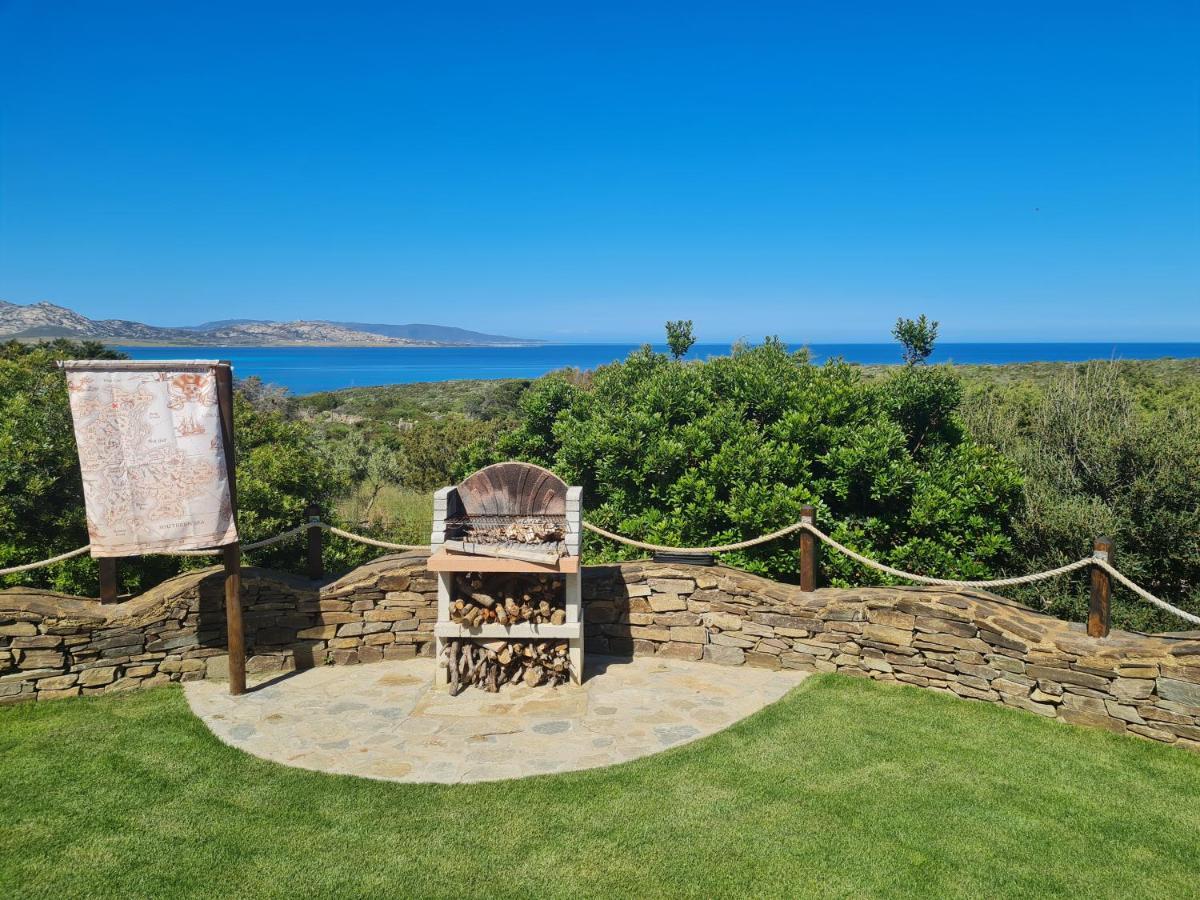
[0, 300, 540, 347]
[328, 321, 537, 345]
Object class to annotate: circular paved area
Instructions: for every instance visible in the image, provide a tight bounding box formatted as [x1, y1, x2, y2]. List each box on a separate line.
[185, 655, 807, 783]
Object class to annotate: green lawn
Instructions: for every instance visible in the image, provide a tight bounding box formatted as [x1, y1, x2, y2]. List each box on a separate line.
[2, 675, 1198, 899]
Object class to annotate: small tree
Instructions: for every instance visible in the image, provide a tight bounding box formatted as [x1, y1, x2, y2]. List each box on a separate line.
[892, 314, 939, 365]
[665, 320, 696, 360]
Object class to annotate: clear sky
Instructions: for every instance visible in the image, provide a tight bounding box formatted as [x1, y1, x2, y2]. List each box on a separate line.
[1, 1, 1197, 342]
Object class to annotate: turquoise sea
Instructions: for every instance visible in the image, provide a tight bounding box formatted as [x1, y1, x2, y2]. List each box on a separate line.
[114, 342, 1200, 395]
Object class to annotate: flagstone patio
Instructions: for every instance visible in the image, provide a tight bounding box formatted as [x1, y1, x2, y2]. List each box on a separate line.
[185, 655, 808, 783]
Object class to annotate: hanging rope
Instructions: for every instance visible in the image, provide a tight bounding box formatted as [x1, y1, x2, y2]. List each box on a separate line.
[3, 516, 1197, 626]
[322, 524, 429, 552]
[582, 517, 1200, 625]
[581, 519, 807, 553]
[0, 544, 92, 576]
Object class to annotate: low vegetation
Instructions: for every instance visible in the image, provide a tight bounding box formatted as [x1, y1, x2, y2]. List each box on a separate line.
[2, 675, 1198, 898]
[3, 330, 1198, 631]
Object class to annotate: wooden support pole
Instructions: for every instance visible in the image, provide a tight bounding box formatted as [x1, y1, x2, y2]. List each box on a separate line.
[1088, 536, 1113, 638]
[799, 505, 817, 593]
[223, 543, 246, 694]
[214, 362, 246, 695]
[98, 558, 119, 604]
[306, 502, 323, 580]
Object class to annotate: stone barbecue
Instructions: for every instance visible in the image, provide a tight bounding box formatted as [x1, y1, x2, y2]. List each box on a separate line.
[428, 462, 582, 693]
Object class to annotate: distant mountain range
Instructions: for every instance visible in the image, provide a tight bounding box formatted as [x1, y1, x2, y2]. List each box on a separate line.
[0, 301, 539, 347]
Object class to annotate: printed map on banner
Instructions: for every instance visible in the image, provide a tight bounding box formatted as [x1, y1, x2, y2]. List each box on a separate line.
[63, 362, 239, 556]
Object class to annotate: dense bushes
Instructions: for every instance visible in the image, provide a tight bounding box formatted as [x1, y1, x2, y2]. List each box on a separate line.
[0, 340, 362, 596]
[468, 339, 1022, 584]
[964, 361, 1200, 631]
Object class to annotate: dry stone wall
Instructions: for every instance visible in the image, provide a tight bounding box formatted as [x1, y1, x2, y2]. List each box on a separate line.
[0, 553, 437, 703]
[3, 555, 1199, 751]
[583, 562, 1200, 750]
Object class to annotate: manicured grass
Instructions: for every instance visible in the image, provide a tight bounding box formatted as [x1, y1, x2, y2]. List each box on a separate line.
[2, 674, 1198, 898]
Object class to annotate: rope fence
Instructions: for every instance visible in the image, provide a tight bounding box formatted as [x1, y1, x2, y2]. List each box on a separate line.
[3, 515, 1197, 627]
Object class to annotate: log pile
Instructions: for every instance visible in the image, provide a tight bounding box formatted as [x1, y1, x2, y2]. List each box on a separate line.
[443, 639, 570, 694]
[459, 519, 563, 545]
[450, 573, 566, 627]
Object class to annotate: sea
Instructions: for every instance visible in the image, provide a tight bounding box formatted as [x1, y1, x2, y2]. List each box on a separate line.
[113, 342, 1200, 395]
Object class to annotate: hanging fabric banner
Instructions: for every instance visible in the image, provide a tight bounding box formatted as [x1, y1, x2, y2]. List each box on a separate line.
[62, 360, 239, 557]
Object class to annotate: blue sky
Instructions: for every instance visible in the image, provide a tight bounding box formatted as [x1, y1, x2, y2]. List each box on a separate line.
[1, 2, 1197, 342]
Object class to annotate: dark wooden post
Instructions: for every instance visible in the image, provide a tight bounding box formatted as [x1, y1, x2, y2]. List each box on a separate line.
[306, 502, 323, 580]
[214, 362, 246, 695]
[1088, 536, 1113, 638]
[799, 505, 817, 592]
[98, 558, 119, 603]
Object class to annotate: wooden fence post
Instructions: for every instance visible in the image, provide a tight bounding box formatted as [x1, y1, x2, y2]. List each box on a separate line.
[799, 505, 817, 592]
[214, 361, 246, 696]
[98, 558, 119, 603]
[1088, 536, 1113, 638]
[306, 502, 323, 579]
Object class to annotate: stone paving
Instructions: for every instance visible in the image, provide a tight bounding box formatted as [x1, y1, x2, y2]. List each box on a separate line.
[185, 655, 807, 783]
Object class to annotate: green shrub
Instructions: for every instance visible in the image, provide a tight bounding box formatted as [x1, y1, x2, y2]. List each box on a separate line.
[963, 361, 1200, 631]
[0, 340, 364, 596]
[467, 339, 1022, 583]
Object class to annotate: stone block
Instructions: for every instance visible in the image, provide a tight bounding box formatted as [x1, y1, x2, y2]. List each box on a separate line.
[0, 623, 37, 637]
[647, 578, 695, 594]
[79, 666, 118, 687]
[670, 627, 706, 644]
[36, 673, 78, 691]
[297, 625, 338, 639]
[358, 645, 384, 664]
[383, 644, 417, 660]
[657, 641, 702, 661]
[319, 613, 359, 624]
[206, 655, 230, 680]
[1104, 701, 1146, 725]
[703, 645, 745, 666]
[790, 640, 835, 659]
[744, 651, 782, 670]
[653, 612, 701, 627]
[648, 594, 687, 613]
[381, 591, 427, 607]
[377, 574, 411, 591]
[18, 650, 65, 670]
[862, 624, 912, 647]
[329, 649, 359, 665]
[702, 611, 742, 631]
[364, 609, 414, 623]
[867, 608, 915, 630]
[11, 635, 63, 649]
[753, 612, 817, 631]
[1026, 665, 1109, 691]
[710, 632, 755, 649]
[1156, 677, 1200, 707]
[627, 625, 670, 642]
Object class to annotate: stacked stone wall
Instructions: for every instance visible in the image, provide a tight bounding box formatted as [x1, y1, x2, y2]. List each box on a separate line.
[4, 555, 1198, 751]
[583, 562, 1200, 750]
[0, 553, 436, 702]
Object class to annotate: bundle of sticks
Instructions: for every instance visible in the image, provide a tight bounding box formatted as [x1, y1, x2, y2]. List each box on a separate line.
[451, 573, 566, 628]
[443, 639, 570, 694]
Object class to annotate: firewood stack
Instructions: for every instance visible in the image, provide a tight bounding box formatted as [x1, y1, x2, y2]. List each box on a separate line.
[459, 519, 564, 545]
[450, 573, 566, 628]
[443, 638, 570, 695]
